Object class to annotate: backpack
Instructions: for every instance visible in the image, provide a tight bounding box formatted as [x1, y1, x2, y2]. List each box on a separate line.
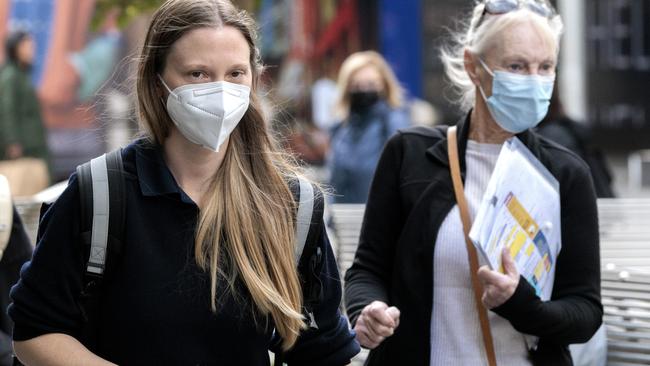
[74, 149, 325, 351]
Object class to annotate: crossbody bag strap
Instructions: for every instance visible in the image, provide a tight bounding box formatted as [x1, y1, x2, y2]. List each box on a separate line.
[447, 126, 497, 366]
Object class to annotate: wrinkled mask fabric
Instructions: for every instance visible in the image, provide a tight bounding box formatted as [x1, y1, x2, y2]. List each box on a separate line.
[159, 76, 251, 151]
[477, 58, 555, 133]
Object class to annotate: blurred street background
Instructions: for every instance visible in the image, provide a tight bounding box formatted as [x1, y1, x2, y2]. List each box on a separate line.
[0, 0, 649, 197]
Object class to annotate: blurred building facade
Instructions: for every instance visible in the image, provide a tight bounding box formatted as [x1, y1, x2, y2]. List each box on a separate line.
[0, 0, 649, 195]
[421, 0, 650, 197]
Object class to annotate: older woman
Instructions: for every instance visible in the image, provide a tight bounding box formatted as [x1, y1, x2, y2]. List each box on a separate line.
[344, 1, 602, 365]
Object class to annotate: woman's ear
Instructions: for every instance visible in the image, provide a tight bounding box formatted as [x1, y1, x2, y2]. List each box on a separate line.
[464, 49, 481, 87]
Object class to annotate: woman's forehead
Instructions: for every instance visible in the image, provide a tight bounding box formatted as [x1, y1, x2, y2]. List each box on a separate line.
[167, 26, 250, 67]
[485, 20, 558, 63]
[351, 65, 382, 81]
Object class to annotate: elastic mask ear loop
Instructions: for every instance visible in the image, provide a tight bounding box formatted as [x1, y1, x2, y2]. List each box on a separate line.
[157, 75, 176, 98]
[478, 57, 495, 77]
[476, 57, 494, 102]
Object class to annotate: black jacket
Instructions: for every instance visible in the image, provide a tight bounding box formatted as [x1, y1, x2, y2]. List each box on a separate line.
[344, 115, 602, 366]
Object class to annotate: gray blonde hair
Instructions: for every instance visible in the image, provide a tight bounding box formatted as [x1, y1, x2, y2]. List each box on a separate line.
[440, 1, 563, 111]
[334, 50, 403, 120]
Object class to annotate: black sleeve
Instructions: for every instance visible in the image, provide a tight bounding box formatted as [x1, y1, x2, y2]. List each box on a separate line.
[8, 175, 87, 341]
[344, 132, 404, 326]
[492, 160, 602, 344]
[274, 225, 360, 366]
[0, 207, 33, 336]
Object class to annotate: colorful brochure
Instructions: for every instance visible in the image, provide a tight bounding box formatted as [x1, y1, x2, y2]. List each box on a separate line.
[469, 137, 561, 301]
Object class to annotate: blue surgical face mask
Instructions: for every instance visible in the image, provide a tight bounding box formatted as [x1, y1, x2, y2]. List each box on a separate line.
[477, 58, 555, 133]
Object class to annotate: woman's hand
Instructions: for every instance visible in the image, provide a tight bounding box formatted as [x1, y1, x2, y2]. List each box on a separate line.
[353, 301, 400, 349]
[477, 248, 520, 309]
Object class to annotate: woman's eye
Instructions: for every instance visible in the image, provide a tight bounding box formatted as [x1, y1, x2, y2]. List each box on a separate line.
[190, 71, 206, 79]
[508, 64, 523, 72]
[230, 70, 244, 78]
[540, 64, 554, 73]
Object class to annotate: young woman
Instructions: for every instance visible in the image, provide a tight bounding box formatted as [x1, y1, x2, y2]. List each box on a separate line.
[9, 1, 359, 365]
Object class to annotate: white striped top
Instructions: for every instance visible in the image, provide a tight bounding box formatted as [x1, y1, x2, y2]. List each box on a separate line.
[430, 140, 530, 366]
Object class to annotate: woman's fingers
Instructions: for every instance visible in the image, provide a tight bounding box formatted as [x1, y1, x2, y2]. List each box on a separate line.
[354, 316, 382, 349]
[501, 248, 519, 280]
[477, 251, 520, 309]
[386, 306, 400, 327]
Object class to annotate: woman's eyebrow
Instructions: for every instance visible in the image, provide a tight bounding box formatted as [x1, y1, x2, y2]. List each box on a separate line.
[181, 63, 210, 69]
[228, 63, 250, 70]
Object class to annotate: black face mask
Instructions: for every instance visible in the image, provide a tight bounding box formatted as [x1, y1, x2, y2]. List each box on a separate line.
[349, 90, 381, 111]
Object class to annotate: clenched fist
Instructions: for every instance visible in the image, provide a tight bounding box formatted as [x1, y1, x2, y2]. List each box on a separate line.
[354, 301, 400, 349]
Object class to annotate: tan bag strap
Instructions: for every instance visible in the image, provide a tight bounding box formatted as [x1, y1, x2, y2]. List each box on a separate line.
[447, 126, 497, 366]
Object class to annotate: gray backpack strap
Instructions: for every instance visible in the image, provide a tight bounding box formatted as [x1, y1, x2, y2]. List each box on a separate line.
[86, 154, 110, 275]
[294, 176, 314, 264]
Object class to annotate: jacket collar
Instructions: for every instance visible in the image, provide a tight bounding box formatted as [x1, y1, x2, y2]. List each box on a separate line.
[425, 113, 471, 170]
[425, 111, 543, 171]
[134, 139, 184, 198]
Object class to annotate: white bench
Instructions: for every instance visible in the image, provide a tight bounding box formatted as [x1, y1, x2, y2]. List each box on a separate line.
[329, 199, 650, 365]
[598, 198, 650, 272]
[601, 269, 650, 365]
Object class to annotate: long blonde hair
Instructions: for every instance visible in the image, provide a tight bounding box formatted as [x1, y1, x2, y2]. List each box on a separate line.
[136, 0, 304, 350]
[334, 50, 404, 120]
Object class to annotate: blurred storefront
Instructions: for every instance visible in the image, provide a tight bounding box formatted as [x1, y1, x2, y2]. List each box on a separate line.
[0, 0, 130, 181]
[0, 0, 649, 195]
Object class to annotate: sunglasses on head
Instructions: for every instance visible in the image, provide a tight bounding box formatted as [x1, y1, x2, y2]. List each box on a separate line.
[478, 0, 554, 27]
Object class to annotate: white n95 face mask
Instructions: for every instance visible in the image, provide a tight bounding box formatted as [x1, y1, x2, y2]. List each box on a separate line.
[159, 76, 251, 152]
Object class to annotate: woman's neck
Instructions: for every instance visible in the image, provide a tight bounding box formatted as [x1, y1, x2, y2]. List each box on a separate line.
[163, 128, 228, 206]
[468, 93, 514, 144]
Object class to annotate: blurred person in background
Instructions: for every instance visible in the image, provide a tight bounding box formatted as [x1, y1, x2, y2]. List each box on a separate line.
[327, 51, 410, 203]
[0, 205, 32, 366]
[0, 175, 32, 365]
[344, 1, 602, 365]
[0, 30, 48, 164]
[536, 85, 615, 198]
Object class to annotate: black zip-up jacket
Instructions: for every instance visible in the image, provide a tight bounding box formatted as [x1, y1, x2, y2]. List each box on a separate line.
[344, 115, 602, 366]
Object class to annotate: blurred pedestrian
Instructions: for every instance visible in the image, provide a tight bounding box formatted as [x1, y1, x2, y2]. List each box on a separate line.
[0, 30, 48, 163]
[327, 51, 410, 203]
[0, 30, 50, 197]
[0, 174, 32, 366]
[344, 1, 602, 365]
[8, 0, 359, 365]
[536, 86, 615, 197]
[0, 205, 32, 366]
